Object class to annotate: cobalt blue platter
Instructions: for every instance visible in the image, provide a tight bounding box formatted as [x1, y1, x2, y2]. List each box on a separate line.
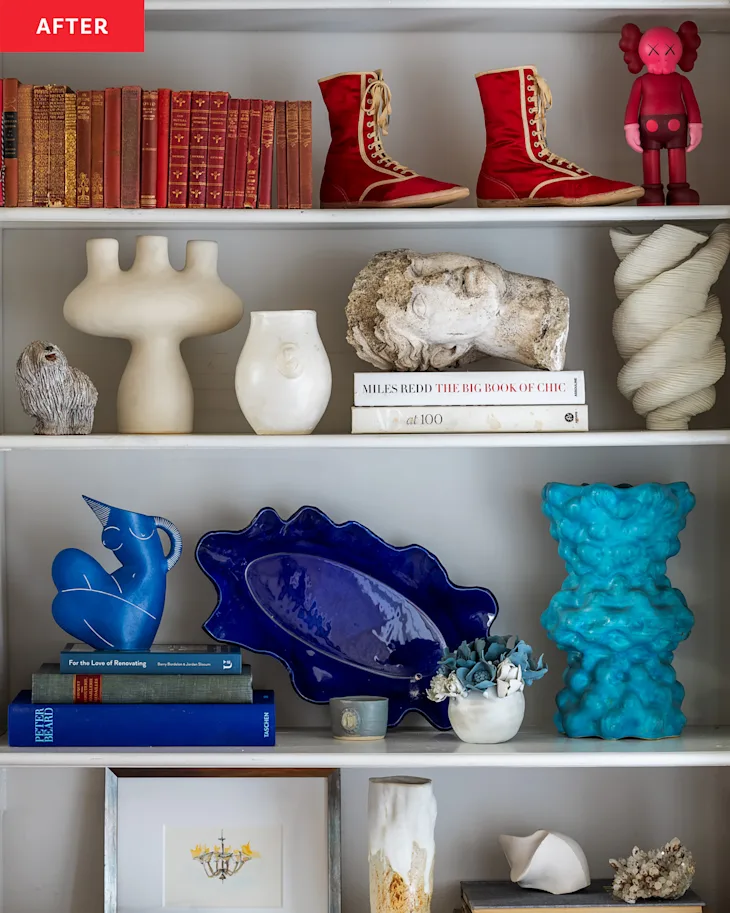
[196, 506, 499, 728]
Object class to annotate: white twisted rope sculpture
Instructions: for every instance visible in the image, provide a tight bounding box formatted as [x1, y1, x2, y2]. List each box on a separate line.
[610, 223, 730, 430]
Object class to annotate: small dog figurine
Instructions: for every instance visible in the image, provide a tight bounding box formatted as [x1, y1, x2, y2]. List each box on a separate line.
[16, 341, 98, 435]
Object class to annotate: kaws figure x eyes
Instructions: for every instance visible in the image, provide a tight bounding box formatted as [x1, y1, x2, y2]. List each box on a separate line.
[620, 21, 702, 205]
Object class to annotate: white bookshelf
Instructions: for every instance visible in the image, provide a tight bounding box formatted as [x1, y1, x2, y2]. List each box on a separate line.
[2, 3, 730, 910]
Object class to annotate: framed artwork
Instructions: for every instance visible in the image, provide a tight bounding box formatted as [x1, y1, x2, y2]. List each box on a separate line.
[105, 768, 341, 913]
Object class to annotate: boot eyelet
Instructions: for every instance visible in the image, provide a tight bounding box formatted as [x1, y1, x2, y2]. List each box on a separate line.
[368, 144, 374, 150]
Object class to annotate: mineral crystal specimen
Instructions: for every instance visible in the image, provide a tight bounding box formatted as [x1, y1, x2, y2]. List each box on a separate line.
[609, 839, 695, 904]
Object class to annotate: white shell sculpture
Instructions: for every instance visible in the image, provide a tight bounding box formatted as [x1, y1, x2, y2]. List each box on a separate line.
[64, 236, 243, 434]
[347, 250, 569, 372]
[16, 341, 98, 435]
[499, 830, 591, 895]
[610, 223, 730, 430]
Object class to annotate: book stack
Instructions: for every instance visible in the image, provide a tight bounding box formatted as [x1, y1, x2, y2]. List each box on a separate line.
[351, 371, 588, 434]
[8, 643, 275, 747]
[0, 77, 312, 209]
[460, 881, 704, 913]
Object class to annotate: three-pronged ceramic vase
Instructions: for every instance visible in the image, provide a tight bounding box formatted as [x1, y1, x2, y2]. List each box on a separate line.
[64, 236, 243, 434]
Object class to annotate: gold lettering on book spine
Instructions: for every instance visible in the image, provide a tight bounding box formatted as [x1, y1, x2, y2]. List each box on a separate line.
[17, 85, 33, 207]
[64, 90, 77, 207]
[33, 87, 50, 207]
[76, 92, 91, 207]
[48, 86, 67, 207]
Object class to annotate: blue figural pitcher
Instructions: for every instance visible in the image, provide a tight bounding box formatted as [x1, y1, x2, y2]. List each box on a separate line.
[52, 496, 182, 651]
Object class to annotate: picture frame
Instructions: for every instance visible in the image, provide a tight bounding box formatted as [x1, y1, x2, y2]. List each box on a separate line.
[104, 768, 341, 913]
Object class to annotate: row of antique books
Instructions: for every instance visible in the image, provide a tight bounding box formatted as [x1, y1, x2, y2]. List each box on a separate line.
[351, 371, 589, 433]
[0, 78, 312, 209]
[8, 644, 276, 747]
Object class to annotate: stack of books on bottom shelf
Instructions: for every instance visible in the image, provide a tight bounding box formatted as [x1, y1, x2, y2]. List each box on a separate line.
[8, 643, 275, 748]
[460, 881, 704, 913]
[352, 371, 588, 434]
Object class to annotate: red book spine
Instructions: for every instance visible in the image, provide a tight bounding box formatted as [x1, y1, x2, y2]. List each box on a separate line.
[141, 90, 158, 209]
[168, 90, 191, 208]
[298, 100, 313, 209]
[90, 90, 104, 207]
[76, 91, 91, 208]
[222, 98, 239, 210]
[2, 78, 19, 207]
[233, 99, 250, 209]
[206, 91, 228, 208]
[103, 88, 121, 207]
[244, 99, 262, 209]
[156, 89, 171, 208]
[258, 99, 275, 209]
[275, 100, 287, 209]
[285, 100, 300, 209]
[188, 90, 210, 209]
[121, 86, 141, 208]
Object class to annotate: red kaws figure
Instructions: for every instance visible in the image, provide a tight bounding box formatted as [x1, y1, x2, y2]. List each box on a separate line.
[620, 21, 702, 206]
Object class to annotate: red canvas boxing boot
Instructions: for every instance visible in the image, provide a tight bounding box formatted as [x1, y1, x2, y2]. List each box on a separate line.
[318, 70, 470, 208]
[475, 66, 644, 206]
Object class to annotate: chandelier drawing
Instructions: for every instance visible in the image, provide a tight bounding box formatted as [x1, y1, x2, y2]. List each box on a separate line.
[190, 834, 258, 881]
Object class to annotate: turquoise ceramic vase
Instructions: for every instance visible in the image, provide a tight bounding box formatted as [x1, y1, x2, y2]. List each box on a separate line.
[542, 482, 695, 740]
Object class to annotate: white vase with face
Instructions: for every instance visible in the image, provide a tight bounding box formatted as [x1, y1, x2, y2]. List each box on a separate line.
[236, 310, 332, 434]
[63, 236, 244, 434]
[448, 689, 525, 743]
[368, 776, 436, 913]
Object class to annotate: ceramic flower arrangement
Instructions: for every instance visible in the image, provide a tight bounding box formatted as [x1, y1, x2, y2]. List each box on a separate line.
[427, 636, 547, 743]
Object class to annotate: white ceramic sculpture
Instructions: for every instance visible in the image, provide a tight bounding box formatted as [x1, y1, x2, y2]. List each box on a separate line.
[499, 830, 591, 895]
[347, 250, 569, 372]
[611, 224, 730, 430]
[236, 310, 332, 434]
[447, 689, 526, 744]
[64, 236, 243, 434]
[369, 776, 437, 913]
[16, 341, 98, 435]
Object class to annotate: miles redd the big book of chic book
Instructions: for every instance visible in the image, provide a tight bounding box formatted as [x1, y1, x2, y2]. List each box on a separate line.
[8, 690, 275, 747]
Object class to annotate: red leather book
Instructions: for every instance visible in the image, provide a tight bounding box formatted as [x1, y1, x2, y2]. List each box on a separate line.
[17, 83, 33, 207]
[156, 89, 171, 208]
[90, 90, 104, 207]
[103, 88, 121, 207]
[222, 98, 239, 209]
[2, 78, 19, 207]
[244, 99, 262, 209]
[121, 86, 142, 208]
[206, 91, 228, 208]
[275, 100, 287, 209]
[48, 85, 66, 207]
[298, 100, 313, 209]
[285, 100, 300, 209]
[32, 86, 50, 207]
[188, 90, 210, 209]
[168, 90, 191, 208]
[141, 90, 158, 208]
[257, 99, 275, 209]
[233, 99, 250, 209]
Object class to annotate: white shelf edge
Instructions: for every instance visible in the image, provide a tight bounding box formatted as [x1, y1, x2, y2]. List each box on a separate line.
[2, 728, 730, 768]
[2, 431, 730, 450]
[1, 206, 729, 229]
[146, 0, 730, 9]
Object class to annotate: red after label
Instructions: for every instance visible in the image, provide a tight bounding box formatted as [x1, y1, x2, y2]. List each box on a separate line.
[0, 0, 144, 51]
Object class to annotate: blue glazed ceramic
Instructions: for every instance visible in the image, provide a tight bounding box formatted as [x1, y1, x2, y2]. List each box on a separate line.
[542, 482, 695, 740]
[196, 506, 499, 728]
[52, 496, 183, 651]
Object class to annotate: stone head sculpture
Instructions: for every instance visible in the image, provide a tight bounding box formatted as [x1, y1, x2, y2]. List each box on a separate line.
[347, 250, 569, 372]
[64, 235, 243, 433]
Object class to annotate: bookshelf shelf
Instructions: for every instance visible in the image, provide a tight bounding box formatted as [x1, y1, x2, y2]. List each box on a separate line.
[2, 430, 730, 449]
[142, 0, 730, 33]
[3, 727, 730, 768]
[1, 206, 729, 229]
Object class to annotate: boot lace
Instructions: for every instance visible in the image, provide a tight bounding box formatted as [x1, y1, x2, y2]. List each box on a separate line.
[362, 71, 413, 175]
[526, 72, 587, 174]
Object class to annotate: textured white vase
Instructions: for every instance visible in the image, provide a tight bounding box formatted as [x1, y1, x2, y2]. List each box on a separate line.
[448, 689, 525, 743]
[610, 224, 730, 430]
[499, 830, 591, 894]
[236, 310, 332, 434]
[369, 777, 437, 913]
[64, 236, 243, 434]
